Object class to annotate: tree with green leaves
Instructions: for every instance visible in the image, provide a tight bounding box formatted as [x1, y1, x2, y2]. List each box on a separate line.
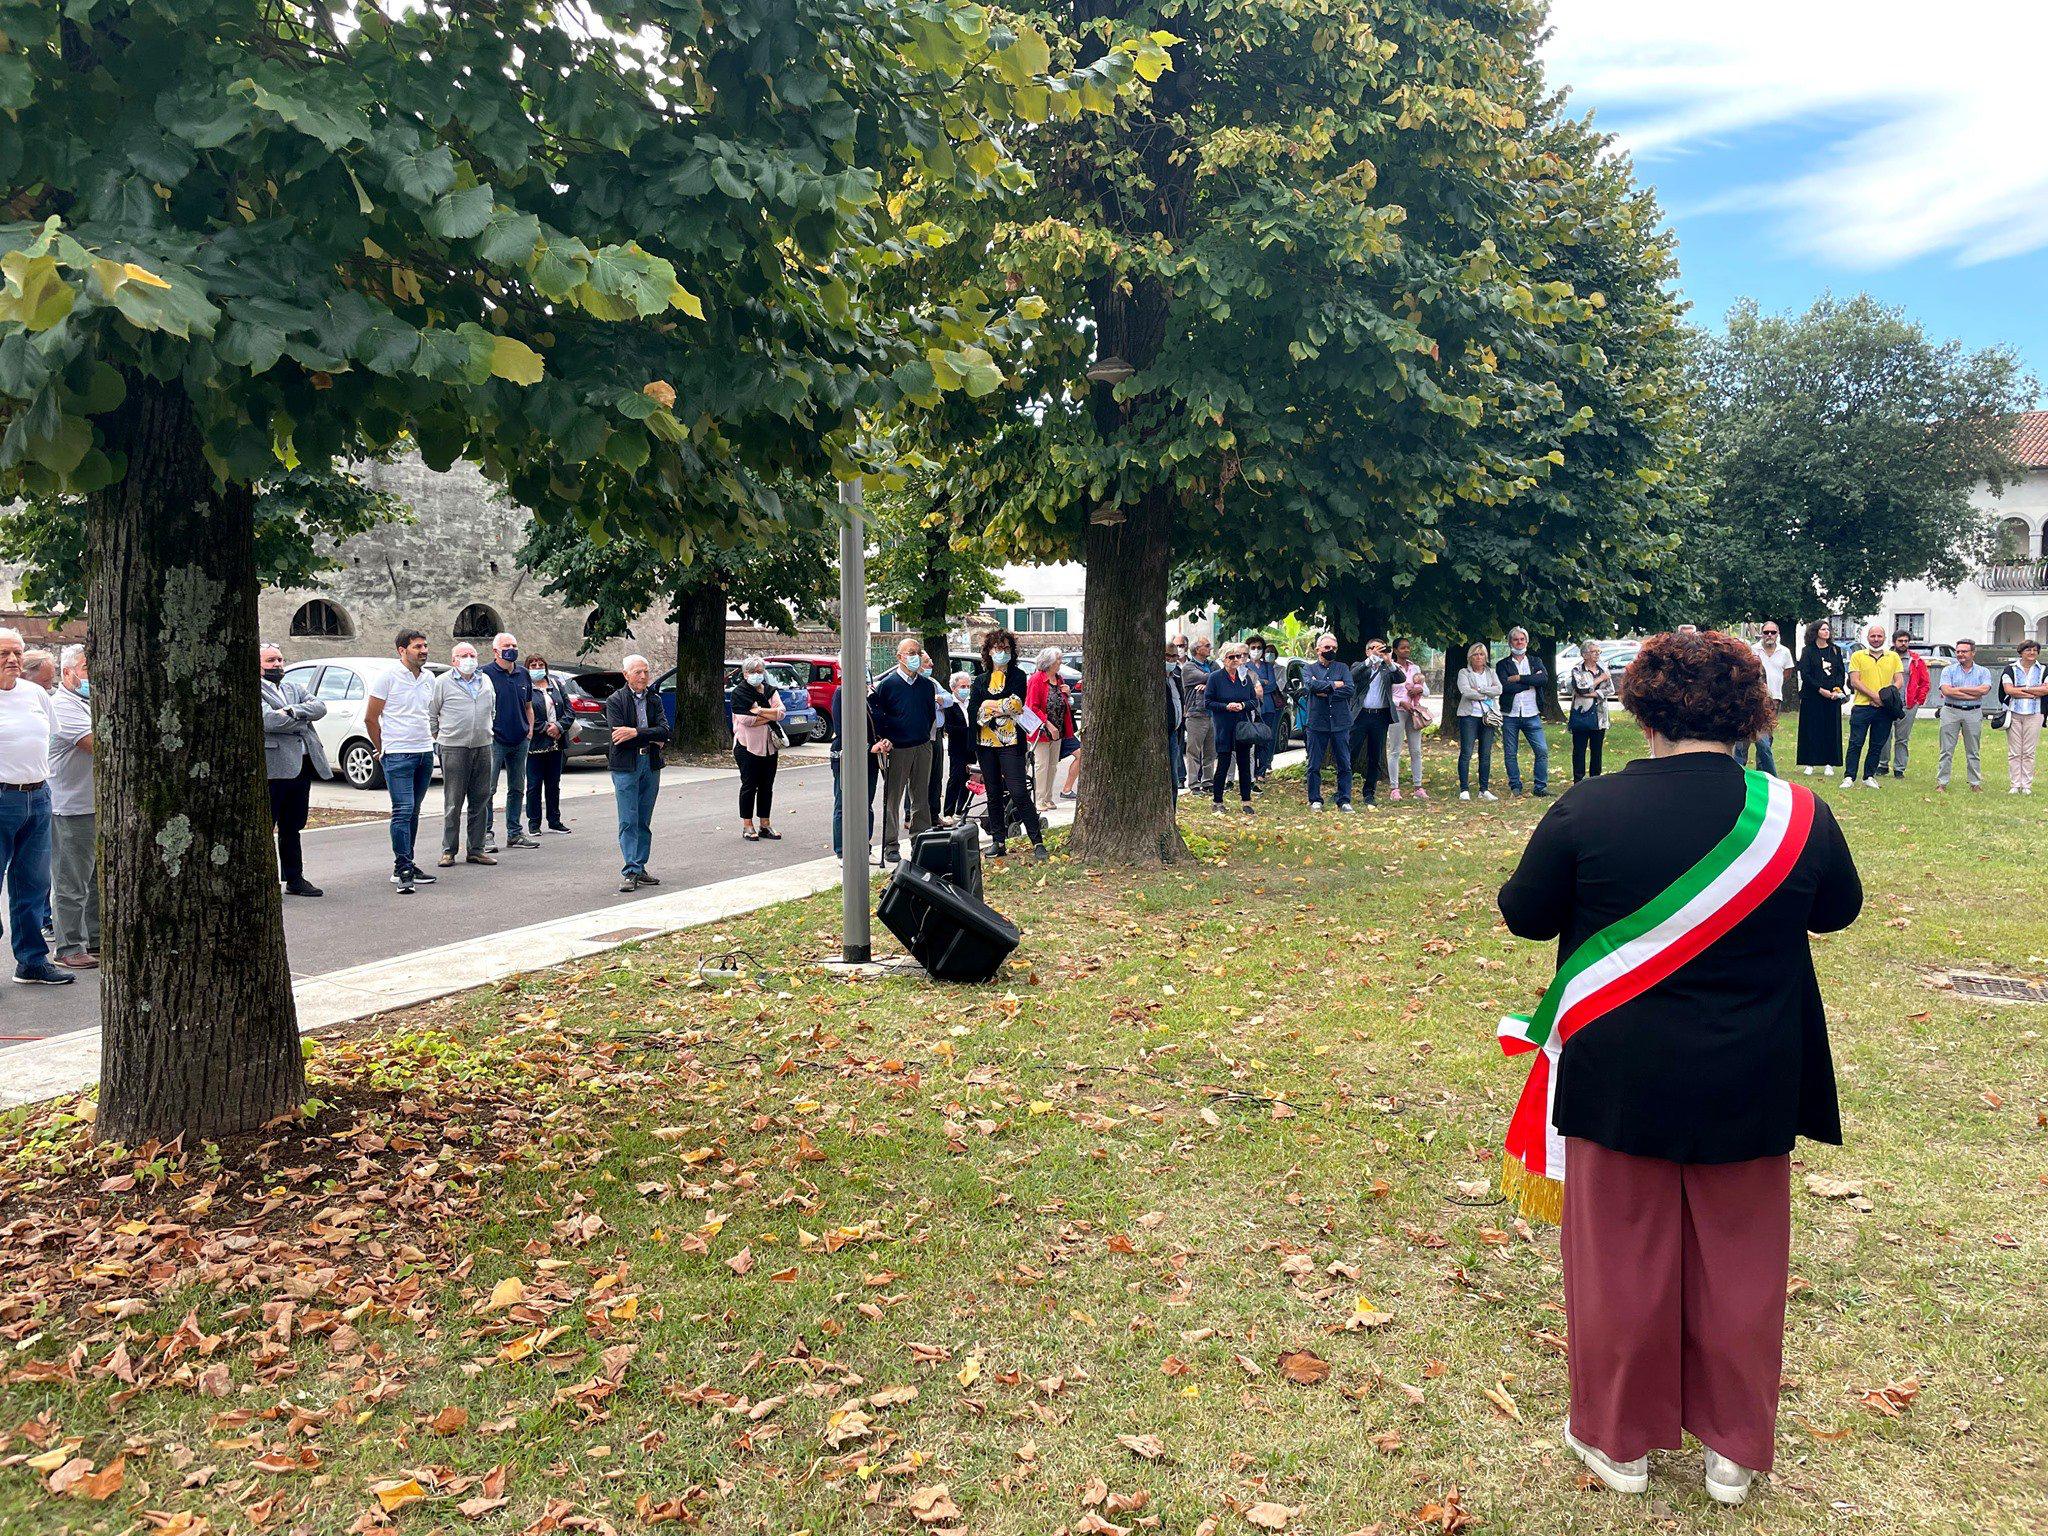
[0, 0, 1162, 1141]
[0, 464, 409, 613]
[518, 498, 839, 755]
[1688, 295, 2032, 638]
[974, 0, 1614, 862]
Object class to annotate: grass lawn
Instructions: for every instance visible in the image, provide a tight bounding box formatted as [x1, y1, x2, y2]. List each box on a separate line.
[2, 721, 2044, 1536]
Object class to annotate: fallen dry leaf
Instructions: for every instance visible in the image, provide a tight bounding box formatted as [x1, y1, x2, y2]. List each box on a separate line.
[373, 1477, 428, 1514]
[1276, 1349, 1331, 1386]
[906, 1484, 962, 1524]
[1243, 1501, 1297, 1530]
[1116, 1433, 1167, 1462]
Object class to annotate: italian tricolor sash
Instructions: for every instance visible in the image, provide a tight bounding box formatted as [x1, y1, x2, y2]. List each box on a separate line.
[1497, 769, 1817, 1222]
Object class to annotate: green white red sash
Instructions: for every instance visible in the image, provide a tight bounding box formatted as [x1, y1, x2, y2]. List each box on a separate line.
[1497, 769, 1817, 1221]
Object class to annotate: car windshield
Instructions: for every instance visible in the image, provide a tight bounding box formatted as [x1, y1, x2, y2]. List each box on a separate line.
[765, 663, 806, 693]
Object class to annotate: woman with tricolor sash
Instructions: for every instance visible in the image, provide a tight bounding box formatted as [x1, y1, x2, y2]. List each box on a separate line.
[1495, 630, 1862, 1507]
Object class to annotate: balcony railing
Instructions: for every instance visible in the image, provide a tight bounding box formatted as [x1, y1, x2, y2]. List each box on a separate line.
[1983, 559, 2048, 593]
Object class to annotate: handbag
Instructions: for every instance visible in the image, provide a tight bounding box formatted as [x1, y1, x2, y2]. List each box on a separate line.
[1480, 700, 1503, 728]
[768, 721, 791, 750]
[1568, 703, 1600, 732]
[1240, 714, 1273, 746]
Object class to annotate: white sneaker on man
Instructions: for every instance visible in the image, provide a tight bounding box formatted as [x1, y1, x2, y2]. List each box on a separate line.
[1838, 776, 1854, 789]
[1309, 801, 1324, 813]
[1563, 1421, 1647, 1495]
[1459, 790, 1471, 801]
[1861, 777, 1879, 788]
[1702, 1446, 1758, 1506]
[1481, 790, 1498, 801]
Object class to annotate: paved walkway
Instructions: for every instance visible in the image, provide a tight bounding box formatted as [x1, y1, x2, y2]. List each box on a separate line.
[0, 743, 1150, 1109]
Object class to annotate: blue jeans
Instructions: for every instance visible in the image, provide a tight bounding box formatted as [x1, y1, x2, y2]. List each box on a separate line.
[1168, 727, 1185, 793]
[830, 752, 880, 857]
[1738, 723, 1778, 775]
[1845, 703, 1888, 781]
[1502, 714, 1549, 793]
[1458, 716, 1496, 792]
[1304, 727, 1352, 806]
[1, 785, 53, 972]
[611, 758, 661, 877]
[489, 735, 530, 839]
[382, 751, 435, 876]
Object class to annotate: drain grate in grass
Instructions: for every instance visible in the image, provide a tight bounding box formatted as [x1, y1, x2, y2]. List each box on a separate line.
[1947, 971, 2047, 1003]
[589, 925, 661, 943]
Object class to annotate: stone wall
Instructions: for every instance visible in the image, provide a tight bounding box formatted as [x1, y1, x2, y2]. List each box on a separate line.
[257, 455, 678, 669]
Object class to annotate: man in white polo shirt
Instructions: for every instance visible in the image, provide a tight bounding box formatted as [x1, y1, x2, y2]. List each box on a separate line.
[1740, 622, 1793, 775]
[0, 627, 71, 985]
[364, 628, 441, 895]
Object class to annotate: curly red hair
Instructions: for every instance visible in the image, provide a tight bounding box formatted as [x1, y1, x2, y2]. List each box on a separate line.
[1619, 630, 1775, 746]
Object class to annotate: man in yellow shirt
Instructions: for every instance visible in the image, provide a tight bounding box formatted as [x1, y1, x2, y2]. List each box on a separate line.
[1843, 622, 1903, 788]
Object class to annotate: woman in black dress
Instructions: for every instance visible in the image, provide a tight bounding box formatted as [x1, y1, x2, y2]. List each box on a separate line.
[1795, 621, 1847, 774]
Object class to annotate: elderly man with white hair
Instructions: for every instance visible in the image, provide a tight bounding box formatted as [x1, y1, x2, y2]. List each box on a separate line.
[1494, 625, 1552, 797]
[1301, 630, 1357, 811]
[0, 626, 71, 984]
[48, 644, 101, 966]
[430, 641, 498, 866]
[602, 654, 671, 891]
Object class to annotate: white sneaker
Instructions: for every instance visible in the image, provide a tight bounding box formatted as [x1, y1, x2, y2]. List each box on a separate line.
[1481, 790, 1498, 801]
[1563, 1421, 1647, 1495]
[1703, 1446, 1758, 1506]
[1309, 801, 1324, 812]
[1459, 790, 1471, 801]
[1838, 776, 1853, 789]
[1338, 803, 1354, 813]
[1803, 766, 1814, 776]
[1861, 777, 1879, 789]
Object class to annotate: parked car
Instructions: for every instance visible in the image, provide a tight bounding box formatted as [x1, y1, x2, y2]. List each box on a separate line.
[550, 664, 630, 763]
[766, 654, 841, 714]
[277, 656, 448, 791]
[643, 660, 822, 744]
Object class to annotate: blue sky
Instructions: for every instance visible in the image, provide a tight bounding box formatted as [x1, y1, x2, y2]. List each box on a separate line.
[1541, 1, 2048, 395]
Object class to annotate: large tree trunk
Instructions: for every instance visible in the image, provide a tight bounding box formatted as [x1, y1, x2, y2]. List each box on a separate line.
[670, 577, 727, 755]
[1071, 488, 1184, 865]
[93, 375, 304, 1144]
[916, 496, 954, 668]
[1535, 635, 1564, 721]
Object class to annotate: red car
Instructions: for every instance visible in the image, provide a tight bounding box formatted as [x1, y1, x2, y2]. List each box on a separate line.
[767, 654, 841, 714]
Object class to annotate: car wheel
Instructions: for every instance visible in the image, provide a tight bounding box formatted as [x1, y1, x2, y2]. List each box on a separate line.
[341, 738, 383, 791]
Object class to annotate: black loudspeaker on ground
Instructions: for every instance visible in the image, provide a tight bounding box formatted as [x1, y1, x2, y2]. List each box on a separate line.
[876, 824, 1018, 982]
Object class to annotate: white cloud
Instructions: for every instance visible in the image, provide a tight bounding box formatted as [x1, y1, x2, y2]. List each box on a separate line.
[1542, 0, 2048, 266]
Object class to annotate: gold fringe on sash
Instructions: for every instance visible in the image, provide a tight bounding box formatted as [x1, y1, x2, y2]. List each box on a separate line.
[1500, 1153, 1564, 1226]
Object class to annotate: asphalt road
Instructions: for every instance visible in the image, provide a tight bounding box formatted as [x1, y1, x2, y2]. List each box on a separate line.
[3, 757, 841, 1047]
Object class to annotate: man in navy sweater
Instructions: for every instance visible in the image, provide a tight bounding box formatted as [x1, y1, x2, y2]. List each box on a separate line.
[871, 638, 938, 862]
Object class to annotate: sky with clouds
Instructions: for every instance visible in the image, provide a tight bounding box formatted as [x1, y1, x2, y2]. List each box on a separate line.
[1541, 0, 2048, 391]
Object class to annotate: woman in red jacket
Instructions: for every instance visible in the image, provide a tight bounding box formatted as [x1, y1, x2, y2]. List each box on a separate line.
[1024, 647, 1078, 813]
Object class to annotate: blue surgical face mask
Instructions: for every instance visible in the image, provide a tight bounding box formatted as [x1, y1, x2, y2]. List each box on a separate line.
[953, 685, 972, 703]
[529, 666, 547, 682]
[75, 678, 90, 699]
[991, 650, 1010, 667]
[744, 670, 766, 686]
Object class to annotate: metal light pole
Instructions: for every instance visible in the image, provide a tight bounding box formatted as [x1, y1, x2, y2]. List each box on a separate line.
[837, 478, 871, 963]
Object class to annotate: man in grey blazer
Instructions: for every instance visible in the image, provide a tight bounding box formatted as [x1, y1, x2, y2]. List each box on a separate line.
[430, 642, 499, 866]
[261, 644, 330, 897]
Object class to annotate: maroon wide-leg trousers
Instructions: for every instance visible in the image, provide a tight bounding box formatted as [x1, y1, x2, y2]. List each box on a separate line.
[1561, 1138, 1791, 1472]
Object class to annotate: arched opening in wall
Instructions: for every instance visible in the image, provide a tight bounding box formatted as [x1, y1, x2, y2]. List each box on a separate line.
[1994, 518, 2032, 561]
[454, 603, 502, 639]
[289, 598, 352, 639]
[1990, 610, 2026, 646]
[2037, 615, 2048, 645]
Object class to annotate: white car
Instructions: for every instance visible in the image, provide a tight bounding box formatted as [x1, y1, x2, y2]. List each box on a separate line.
[277, 656, 448, 791]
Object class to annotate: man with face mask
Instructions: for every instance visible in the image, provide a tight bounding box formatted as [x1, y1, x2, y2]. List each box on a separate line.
[1495, 626, 1551, 797]
[484, 631, 538, 851]
[260, 642, 330, 899]
[1349, 638, 1392, 806]
[870, 638, 938, 862]
[1302, 631, 1356, 811]
[430, 641, 499, 866]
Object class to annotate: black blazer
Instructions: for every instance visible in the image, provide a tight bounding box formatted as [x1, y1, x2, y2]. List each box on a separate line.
[1495, 652, 1548, 712]
[602, 685, 671, 772]
[1498, 753, 1862, 1164]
